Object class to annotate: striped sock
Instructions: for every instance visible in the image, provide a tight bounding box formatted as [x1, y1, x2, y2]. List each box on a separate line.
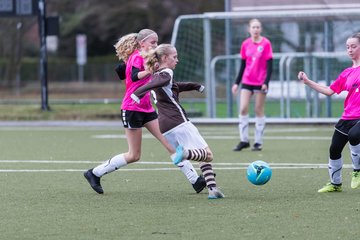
[199, 162, 216, 189]
[184, 148, 209, 162]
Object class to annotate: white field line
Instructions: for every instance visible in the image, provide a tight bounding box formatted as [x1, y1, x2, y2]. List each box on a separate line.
[92, 134, 331, 140]
[0, 127, 332, 133]
[201, 128, 333, 133]
[0, 166, 353, 173]
[0, 160, 353, 172]
[0, 160, 331, 165]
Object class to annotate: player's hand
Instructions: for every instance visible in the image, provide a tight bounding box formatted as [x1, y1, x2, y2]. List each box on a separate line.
[231, 84, 239, 95]
[261, 84, 268, 94]
[298, 71, 308, 82]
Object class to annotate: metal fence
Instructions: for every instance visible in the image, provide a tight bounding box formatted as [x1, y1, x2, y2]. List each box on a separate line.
[211, 52, 348, 118]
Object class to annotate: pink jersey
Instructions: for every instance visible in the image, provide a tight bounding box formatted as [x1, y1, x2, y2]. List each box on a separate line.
[240, 37, 273, 86]
[330, 66, 360, 120]
[121, 49, 154, 112]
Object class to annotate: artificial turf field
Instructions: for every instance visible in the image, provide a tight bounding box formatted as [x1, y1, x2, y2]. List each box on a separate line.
[0, 123, 358, 240]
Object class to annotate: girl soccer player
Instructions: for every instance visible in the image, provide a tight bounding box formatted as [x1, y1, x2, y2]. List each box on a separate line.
[130, 44, 225, 199]
[84, 30, 205, 194]
[298, 32, 360, 193]
[232, 19, 273, 152]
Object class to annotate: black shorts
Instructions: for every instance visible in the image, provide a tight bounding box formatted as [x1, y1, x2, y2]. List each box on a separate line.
[335, 119, 360, 136]
[241, 83, 266, 94]
[121, 110, 158, 129]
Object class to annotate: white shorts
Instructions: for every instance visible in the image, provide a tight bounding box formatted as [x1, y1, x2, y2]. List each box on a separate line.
[163, 121, 208, 149]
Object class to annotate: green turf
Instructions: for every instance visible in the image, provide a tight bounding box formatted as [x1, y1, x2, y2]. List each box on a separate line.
[0, 124, 357, 240]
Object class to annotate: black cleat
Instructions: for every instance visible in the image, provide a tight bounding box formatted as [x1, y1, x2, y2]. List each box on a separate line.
[233, 141, 250, 151]
[84, 169, 104, 194]
[192, 175, 207, 193]
[251, 143, 262, 151]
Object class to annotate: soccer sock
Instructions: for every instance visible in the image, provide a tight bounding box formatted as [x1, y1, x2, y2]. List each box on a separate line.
[199, 162, 216, 189]
[92, 154, 127, 177]
[239, 114, 249, 142]
[177, 160, 199, 184]
[183, 148, 209, 162]
[328, 157, 343, 185]
[349, 143, 360, 170]
[255, 116, 266, 144]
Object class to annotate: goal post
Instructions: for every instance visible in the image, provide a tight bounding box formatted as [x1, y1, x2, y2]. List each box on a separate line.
[171, 8, 360, 118]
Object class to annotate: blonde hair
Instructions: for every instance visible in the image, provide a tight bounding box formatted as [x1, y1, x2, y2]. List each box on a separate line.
[137, 29, 157, 43]
[144, 44, 175, 73]
[114, 33, 138, 62]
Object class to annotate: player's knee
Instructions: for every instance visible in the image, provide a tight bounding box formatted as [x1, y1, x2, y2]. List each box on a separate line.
[348, 127, 360, 146]
[329, 145, 342, 160]
[206, 150, 213, 162]
[127, 152, 141, 163]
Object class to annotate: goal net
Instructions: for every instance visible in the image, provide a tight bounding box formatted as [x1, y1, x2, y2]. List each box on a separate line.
[170, 9, 360, 118]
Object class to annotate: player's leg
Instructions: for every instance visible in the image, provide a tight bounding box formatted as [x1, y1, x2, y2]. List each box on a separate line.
[253, 91, 266, 151]
[234, 88, 252, 151]
[169, 122, 223, 198]
[95, 128, 142, 174]
[173, 145, 212, 164]
[84, 128, 142, 194]
[170, 122, 213, 164]
[145, 119, 205, 193]
[198, 151, 224, 199]
[318, 130, 348, 193]
[348, 121, 360, 188]
[144, 118, 175, 154]
[84, 109, 143, 194]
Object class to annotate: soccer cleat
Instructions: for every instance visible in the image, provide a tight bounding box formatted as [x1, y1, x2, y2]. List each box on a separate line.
[317, 183, 342, 193]
[192, 175, 207, 193]
[84, 169, 104, 194]
[208, 187, 225, 199]
[233, 141, 250, 151]
[351, 171, 360, 189]
[251, 143, 262, 151]
[172, 145, 184, 165]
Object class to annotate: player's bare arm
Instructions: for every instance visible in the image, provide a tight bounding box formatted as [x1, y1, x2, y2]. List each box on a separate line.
[298, 71, 334, 96]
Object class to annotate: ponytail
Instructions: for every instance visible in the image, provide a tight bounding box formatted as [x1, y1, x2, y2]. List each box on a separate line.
[144, 44, 176, 73]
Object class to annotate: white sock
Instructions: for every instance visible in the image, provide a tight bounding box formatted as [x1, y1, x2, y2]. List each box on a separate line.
[255, 116, 266, 145]
[177, 160, 199, 184]
[349, 143, 360, 170]
[92, 154, 127, 177]
[328, 158, 343, 185]
[239, 114, 249, 142]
